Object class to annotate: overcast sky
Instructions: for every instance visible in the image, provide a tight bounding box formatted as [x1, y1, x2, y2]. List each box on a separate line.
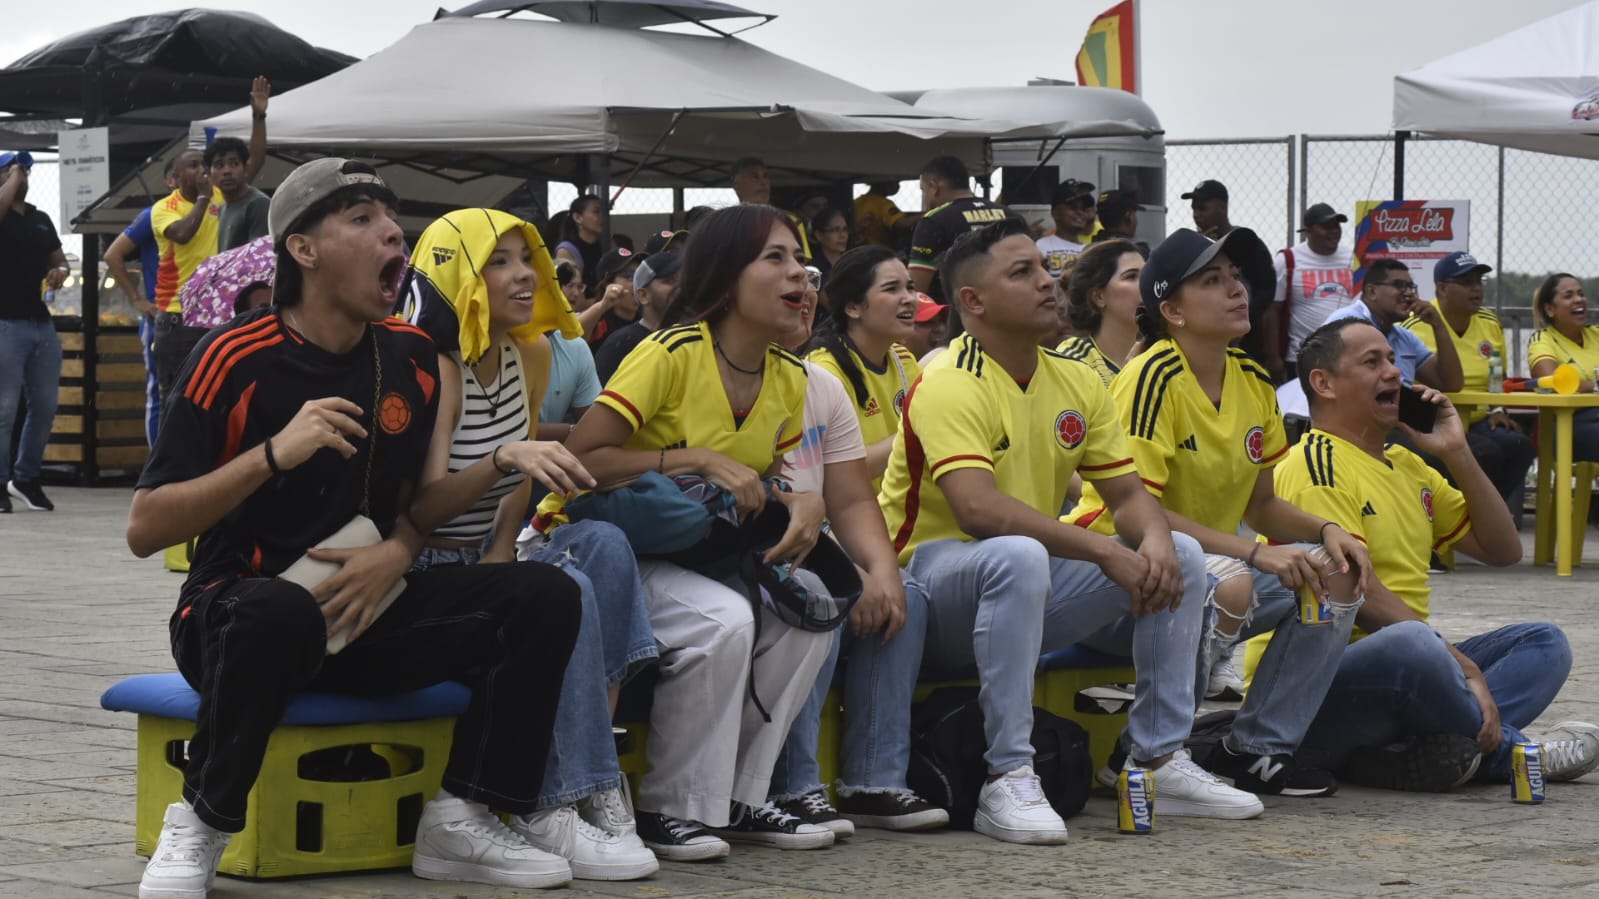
[7, 0, 1591, 140]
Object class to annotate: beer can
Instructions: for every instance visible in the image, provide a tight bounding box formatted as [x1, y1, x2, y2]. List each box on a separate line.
[1297, 581, 1333, 625]
[1511, 743, 1545, 803]
[1117, 768, 1154, 833]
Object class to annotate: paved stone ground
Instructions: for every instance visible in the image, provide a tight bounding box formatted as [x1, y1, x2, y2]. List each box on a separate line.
[4, 486, 1599, 898]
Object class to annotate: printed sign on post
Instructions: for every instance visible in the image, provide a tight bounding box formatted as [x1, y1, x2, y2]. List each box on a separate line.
[1353, 200, 1471, 301]
[57, 127, 110, 231]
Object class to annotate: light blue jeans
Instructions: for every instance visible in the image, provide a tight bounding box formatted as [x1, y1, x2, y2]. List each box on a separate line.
[1299, 620, 1571, 778]
[912, 533, 1207, 771]
[0, 319, 61, 483]
[769, 572, 931, 797]
[415, 520, 657, 808]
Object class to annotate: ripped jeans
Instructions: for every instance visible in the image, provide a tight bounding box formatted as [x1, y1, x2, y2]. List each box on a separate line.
[418, 519, 658, 809]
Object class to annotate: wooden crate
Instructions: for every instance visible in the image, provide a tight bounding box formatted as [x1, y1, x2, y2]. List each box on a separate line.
[46, 322, 150, 480]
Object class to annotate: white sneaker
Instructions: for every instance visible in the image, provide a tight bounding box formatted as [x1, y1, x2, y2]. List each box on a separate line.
[1144, 749, 1264, 819]
[1538, 721, 1599, 781]
[579, 786, 637, 837]
[973, 766, 1068, 845]
[411, 796, 572, 889]
[139, 802, 229, 899]
[1205, 652, 1246, 701]
[512, 805, 658, 881]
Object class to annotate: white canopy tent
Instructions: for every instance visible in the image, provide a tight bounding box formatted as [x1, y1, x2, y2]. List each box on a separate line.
[1393, 0, 1599, 159]
[75, 16, 1157, 233]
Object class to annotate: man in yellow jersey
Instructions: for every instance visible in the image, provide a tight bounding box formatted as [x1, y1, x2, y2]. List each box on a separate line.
[1401, 252, 1534, 517]
[151, 147, 222, 412]
[878, 220, 1262, 845]
[1276, 318, 1599, 789]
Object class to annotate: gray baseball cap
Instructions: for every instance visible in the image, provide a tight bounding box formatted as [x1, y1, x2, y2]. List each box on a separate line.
[268, 157, 391, 245]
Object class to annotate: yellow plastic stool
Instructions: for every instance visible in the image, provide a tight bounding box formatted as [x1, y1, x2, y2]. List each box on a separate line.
[162, 540, 193, 573]
[1535, 460, 1598, 569]
[133, 714, 456, 878]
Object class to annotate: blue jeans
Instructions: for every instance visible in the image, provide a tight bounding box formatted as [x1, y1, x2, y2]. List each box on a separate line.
[769, 573, 931, 796]
[1299, 620, 1571, 777]
[415, 520, 657, 808]
[912, 533, 1206, 771]
[140, 314, 160, 447]
[0, 319, 61, 483]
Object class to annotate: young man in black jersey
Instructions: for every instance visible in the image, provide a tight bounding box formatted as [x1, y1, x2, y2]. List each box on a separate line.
[127, 158, 584, 897]
[907, 155, 1020, 301]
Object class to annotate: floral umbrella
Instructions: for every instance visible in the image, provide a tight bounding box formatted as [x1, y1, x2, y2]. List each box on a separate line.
[179, 235, 275, 328]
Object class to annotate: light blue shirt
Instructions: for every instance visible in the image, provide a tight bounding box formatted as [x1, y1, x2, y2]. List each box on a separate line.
[1325, 300, 1434, 383]
[540, 334, 601, 424]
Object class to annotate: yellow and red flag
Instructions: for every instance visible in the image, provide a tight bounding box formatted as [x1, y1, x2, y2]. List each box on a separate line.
[1075, 0, 1138, 95]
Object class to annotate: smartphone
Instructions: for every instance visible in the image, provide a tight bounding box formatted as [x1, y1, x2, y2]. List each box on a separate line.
[1398, 386, 1437, 433]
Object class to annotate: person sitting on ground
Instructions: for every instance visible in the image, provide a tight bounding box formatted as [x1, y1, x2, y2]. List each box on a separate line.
[1402, 252, 1535, 521]
[1036, 179, 1096, 279]
[211, 76, 272, 252]
[1056, 238, 1145, 388]
[548, 203, 836, 858]
[401, 207, 661, 881]
[905, 293, 949, 363]
[579, 247, 641, 347]
[879, 218, 1262, 845]
[1269, 317, 1599, 790]
[593, 250, 680, 383]
[806, 246, 922, 490]
[1527, 273, 1599, 461]
[127, 158, 584, 897]
[1068, 227, 1369, 799]
[764, 275, 945, 836]
[1323, 257, 1463, 391]
[555, 195, 606, 289]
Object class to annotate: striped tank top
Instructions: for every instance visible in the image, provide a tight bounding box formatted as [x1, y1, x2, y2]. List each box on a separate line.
[434, 339, 529, 542]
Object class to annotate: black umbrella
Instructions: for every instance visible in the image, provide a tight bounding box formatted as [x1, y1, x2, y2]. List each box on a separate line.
[437, 0, 774, 35]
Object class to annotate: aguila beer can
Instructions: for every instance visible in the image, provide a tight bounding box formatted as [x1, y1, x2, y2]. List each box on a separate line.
[1298, 581, 1333, 626]
[1511, 743, 1545, 804]
[1117, 768, 1154, 833]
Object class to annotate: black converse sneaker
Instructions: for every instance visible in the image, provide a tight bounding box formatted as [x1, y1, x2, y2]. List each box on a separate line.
[634, 811, 729, 862]
[775, 788, 855, 838]
[835, 787, 950, 832]
[709, 801, 833, 850]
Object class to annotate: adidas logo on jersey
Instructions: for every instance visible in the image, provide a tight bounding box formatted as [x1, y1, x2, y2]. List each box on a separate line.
[1178, 434, 1198, 452]
[432, 247, 456, 266]
[864, 397, 882, 417]
[995, 436, 1011, 453]
[1361, 501, 1376, 516]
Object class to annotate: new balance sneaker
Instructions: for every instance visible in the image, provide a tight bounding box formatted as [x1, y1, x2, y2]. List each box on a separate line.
[1142, 749, 1264, 819]
[710, 801, 834, 850]
[1537, 721, 1599, 781]
[1211, 742, 1338, 797]
[1343, 733, 1482, 792]
[834, 786, 950, 832]
[411, 796, 571, 889]
[1205, 652, 1246, 701]
[511, 805, 657, 881]
[139, 802, 229, 899]
[7, 478, 52, 511]
[579, 787, 638, 837]
[775, 788, 855, 838]
[973, 766, 1069, 845]
[634, 811, 730, 861]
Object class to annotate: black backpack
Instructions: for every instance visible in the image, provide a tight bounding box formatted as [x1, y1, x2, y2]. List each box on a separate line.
[906, 686, 1093, 828]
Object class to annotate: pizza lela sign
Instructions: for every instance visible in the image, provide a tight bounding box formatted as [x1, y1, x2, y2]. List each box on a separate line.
[1353, 200, 1470, 301]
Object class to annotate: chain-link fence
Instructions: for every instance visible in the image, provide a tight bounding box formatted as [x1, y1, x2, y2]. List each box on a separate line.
[1164, 138, 1295, 247]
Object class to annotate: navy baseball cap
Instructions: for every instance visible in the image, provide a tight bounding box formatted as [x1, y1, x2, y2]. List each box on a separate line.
[1298, 202, 1348, 230]
[0, 150, 34, 171]
[1140, 227, 1274, 322]
[634, 251, 681, 290]
[1434, 251, 1491, 282]
[1050, 179, 1096, 206]
[1180, 180, 1228, 202]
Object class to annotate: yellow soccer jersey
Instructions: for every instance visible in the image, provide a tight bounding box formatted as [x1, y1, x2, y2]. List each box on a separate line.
[1055, 335, 1121, 389]
[878, 333, 1136, 565]
[1274, 429, 1470, 629]
[152, 187, 223, 313]
[1527, 325, 1599, 379]
[1068, 340, 1287, 536]
[807, 341, 920, 488]
[1403, 303, 1504, 424]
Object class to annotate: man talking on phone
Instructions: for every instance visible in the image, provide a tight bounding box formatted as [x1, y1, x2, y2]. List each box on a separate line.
[1263, 317, 1599, 793]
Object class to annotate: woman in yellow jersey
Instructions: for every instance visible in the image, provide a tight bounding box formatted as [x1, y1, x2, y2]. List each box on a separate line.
[1070, 227, 1370, 797]
[806, 245, 920, 486]
[1057, 238, 1146, 389]
[1529, 273, 1599, 462]
[564, 204, 835, 858]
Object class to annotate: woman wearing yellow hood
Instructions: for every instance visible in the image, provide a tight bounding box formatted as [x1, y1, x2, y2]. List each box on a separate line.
[401, 208, 661, 882]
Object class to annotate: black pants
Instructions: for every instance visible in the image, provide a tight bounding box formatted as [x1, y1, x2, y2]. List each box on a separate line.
[170, 562, 581, 832]
[153, 312, 209, 415]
